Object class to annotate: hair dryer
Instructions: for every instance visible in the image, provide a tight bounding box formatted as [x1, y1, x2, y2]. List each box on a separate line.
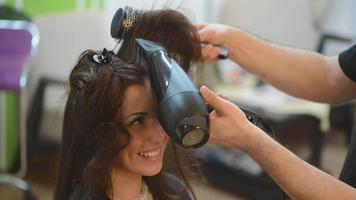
[110, 7, 275, 148]
[135, 38, 210, 148]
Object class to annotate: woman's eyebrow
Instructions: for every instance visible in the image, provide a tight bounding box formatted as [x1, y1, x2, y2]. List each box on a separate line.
[123, 112, 148, 120]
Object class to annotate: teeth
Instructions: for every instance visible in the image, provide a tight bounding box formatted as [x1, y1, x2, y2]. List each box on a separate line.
[139, 149, 160, 157]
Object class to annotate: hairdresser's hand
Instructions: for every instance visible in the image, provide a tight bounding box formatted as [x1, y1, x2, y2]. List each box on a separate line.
[200, 86, 261, 150]
[196, 23, 238, 63]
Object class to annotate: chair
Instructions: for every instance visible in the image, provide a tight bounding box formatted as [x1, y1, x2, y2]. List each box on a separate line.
[0, 19, 39, 199]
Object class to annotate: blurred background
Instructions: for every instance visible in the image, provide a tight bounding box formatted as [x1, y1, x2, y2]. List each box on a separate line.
[0, 0, 355, 199]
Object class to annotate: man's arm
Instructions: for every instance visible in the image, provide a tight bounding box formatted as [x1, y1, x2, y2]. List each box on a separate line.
[248, 127, 356, 200]
[197, 24, 356, 103]
[200, 85, 356, 200]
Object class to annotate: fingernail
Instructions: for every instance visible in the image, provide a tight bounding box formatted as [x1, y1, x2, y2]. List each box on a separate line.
[200, 85, 208, 95]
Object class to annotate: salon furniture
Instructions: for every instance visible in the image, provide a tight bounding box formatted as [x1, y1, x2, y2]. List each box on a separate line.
[0, 18, 39, 199]
[25, 11, 110, 154]
[27, 77, 65, 155]
[234, 84, 328, 166]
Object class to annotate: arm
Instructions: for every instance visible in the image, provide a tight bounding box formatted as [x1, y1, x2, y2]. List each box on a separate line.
[197, 24, 356, 103]
[200, 85, 356, 200]
[248, 128, 356, 200]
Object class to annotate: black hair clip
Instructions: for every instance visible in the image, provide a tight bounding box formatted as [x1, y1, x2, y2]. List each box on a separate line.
[93, 48, 110, 64]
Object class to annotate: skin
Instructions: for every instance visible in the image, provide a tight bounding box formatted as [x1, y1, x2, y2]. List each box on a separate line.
[197, 23, 356, 103]
[201, 86, 356, 200]
[110, 79, 168, 200]
[196, 23, 356, 200]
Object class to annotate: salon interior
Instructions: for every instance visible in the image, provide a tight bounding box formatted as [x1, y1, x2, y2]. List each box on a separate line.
[1, 0, 355, 199]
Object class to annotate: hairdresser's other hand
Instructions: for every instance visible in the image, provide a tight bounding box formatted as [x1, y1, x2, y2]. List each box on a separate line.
[196, 23, 238, 63]
[200, 86, 261, 151]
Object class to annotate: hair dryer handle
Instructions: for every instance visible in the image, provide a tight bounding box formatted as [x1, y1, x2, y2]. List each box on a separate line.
[206, 104, 275, 138]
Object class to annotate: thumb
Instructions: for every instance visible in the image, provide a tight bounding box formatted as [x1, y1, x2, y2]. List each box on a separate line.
[200, 86, 227, 113]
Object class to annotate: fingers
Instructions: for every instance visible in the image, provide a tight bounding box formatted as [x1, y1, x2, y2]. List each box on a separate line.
[195, 23, 215, 44]
[195, 23, 207, 31]
[195, 23, 223, 63]
[217, 93, 229, 100]
[200, 85, 229, 113]
[201, 44, 220, 63]
[198, 28, 212, 44]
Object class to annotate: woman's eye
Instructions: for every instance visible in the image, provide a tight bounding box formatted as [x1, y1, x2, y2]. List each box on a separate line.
[129, 116, 144, 126]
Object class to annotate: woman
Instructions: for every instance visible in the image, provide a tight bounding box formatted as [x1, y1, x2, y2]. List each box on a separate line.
[54, 7, 201, 200]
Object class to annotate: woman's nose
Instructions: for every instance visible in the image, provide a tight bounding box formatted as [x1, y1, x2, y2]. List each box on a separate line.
[147, 119, 167, 144]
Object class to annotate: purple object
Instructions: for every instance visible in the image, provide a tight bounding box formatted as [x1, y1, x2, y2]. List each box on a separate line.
[0, 24, 35, 92]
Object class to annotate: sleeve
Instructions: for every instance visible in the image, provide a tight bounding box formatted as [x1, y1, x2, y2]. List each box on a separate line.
[338, 44, 356, 82]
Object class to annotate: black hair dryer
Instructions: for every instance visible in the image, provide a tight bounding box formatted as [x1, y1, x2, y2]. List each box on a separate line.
[135, 39, 210, 148]
[110, 7, 274, 148]
[133, 39, 276, 147]
[110, 7, 209, 148]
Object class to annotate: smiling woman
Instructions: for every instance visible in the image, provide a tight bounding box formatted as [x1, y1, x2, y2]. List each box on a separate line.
[54, 7, 202, 200]
[116, 79, 168, 177]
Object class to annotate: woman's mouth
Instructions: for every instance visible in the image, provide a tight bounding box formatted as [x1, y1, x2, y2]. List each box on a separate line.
[138, 149, 160, 159]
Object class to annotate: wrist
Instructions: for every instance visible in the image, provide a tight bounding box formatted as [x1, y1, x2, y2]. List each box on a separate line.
[244, 127, 274, 156]
[240, 124, 266, 153]
[222, 121, 256, 151]
[224, 28, 247, 62]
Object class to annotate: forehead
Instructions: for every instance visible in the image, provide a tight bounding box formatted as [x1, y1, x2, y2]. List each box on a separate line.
[121, 79, 155, 116]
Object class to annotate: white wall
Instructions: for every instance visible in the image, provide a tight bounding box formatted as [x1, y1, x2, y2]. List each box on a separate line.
[27, 11, 110, 97]
[209, 0, 321, 50]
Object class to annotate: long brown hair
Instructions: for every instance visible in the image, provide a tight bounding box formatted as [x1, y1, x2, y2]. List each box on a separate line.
[116, 8, 202, 198]
[54, 8, 201, 200]
[54, 50, 146, 200]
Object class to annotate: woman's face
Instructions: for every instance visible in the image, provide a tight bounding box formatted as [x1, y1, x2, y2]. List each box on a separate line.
[115, 79, 168, 176]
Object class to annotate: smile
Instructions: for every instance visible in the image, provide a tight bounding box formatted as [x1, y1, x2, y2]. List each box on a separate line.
[138, 149, 160, 158]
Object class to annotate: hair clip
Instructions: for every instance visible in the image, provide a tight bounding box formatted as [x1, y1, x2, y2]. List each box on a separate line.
[111, 6, 140, 40]
[93, 48, 110, 64]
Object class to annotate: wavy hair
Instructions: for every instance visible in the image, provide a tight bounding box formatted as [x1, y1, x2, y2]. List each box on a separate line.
[55, 7, 201, 200]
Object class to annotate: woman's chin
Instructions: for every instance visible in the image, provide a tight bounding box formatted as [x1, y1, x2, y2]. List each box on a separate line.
[141, 165, 163, 176]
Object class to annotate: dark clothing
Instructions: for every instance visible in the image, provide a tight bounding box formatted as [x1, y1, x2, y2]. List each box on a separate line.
[340, 132, 356, 188]
[69, 173, 193, 200]
[339, 45, 356, 82]
[338, 44, 356, 187]
[69, 184, 108, 200]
